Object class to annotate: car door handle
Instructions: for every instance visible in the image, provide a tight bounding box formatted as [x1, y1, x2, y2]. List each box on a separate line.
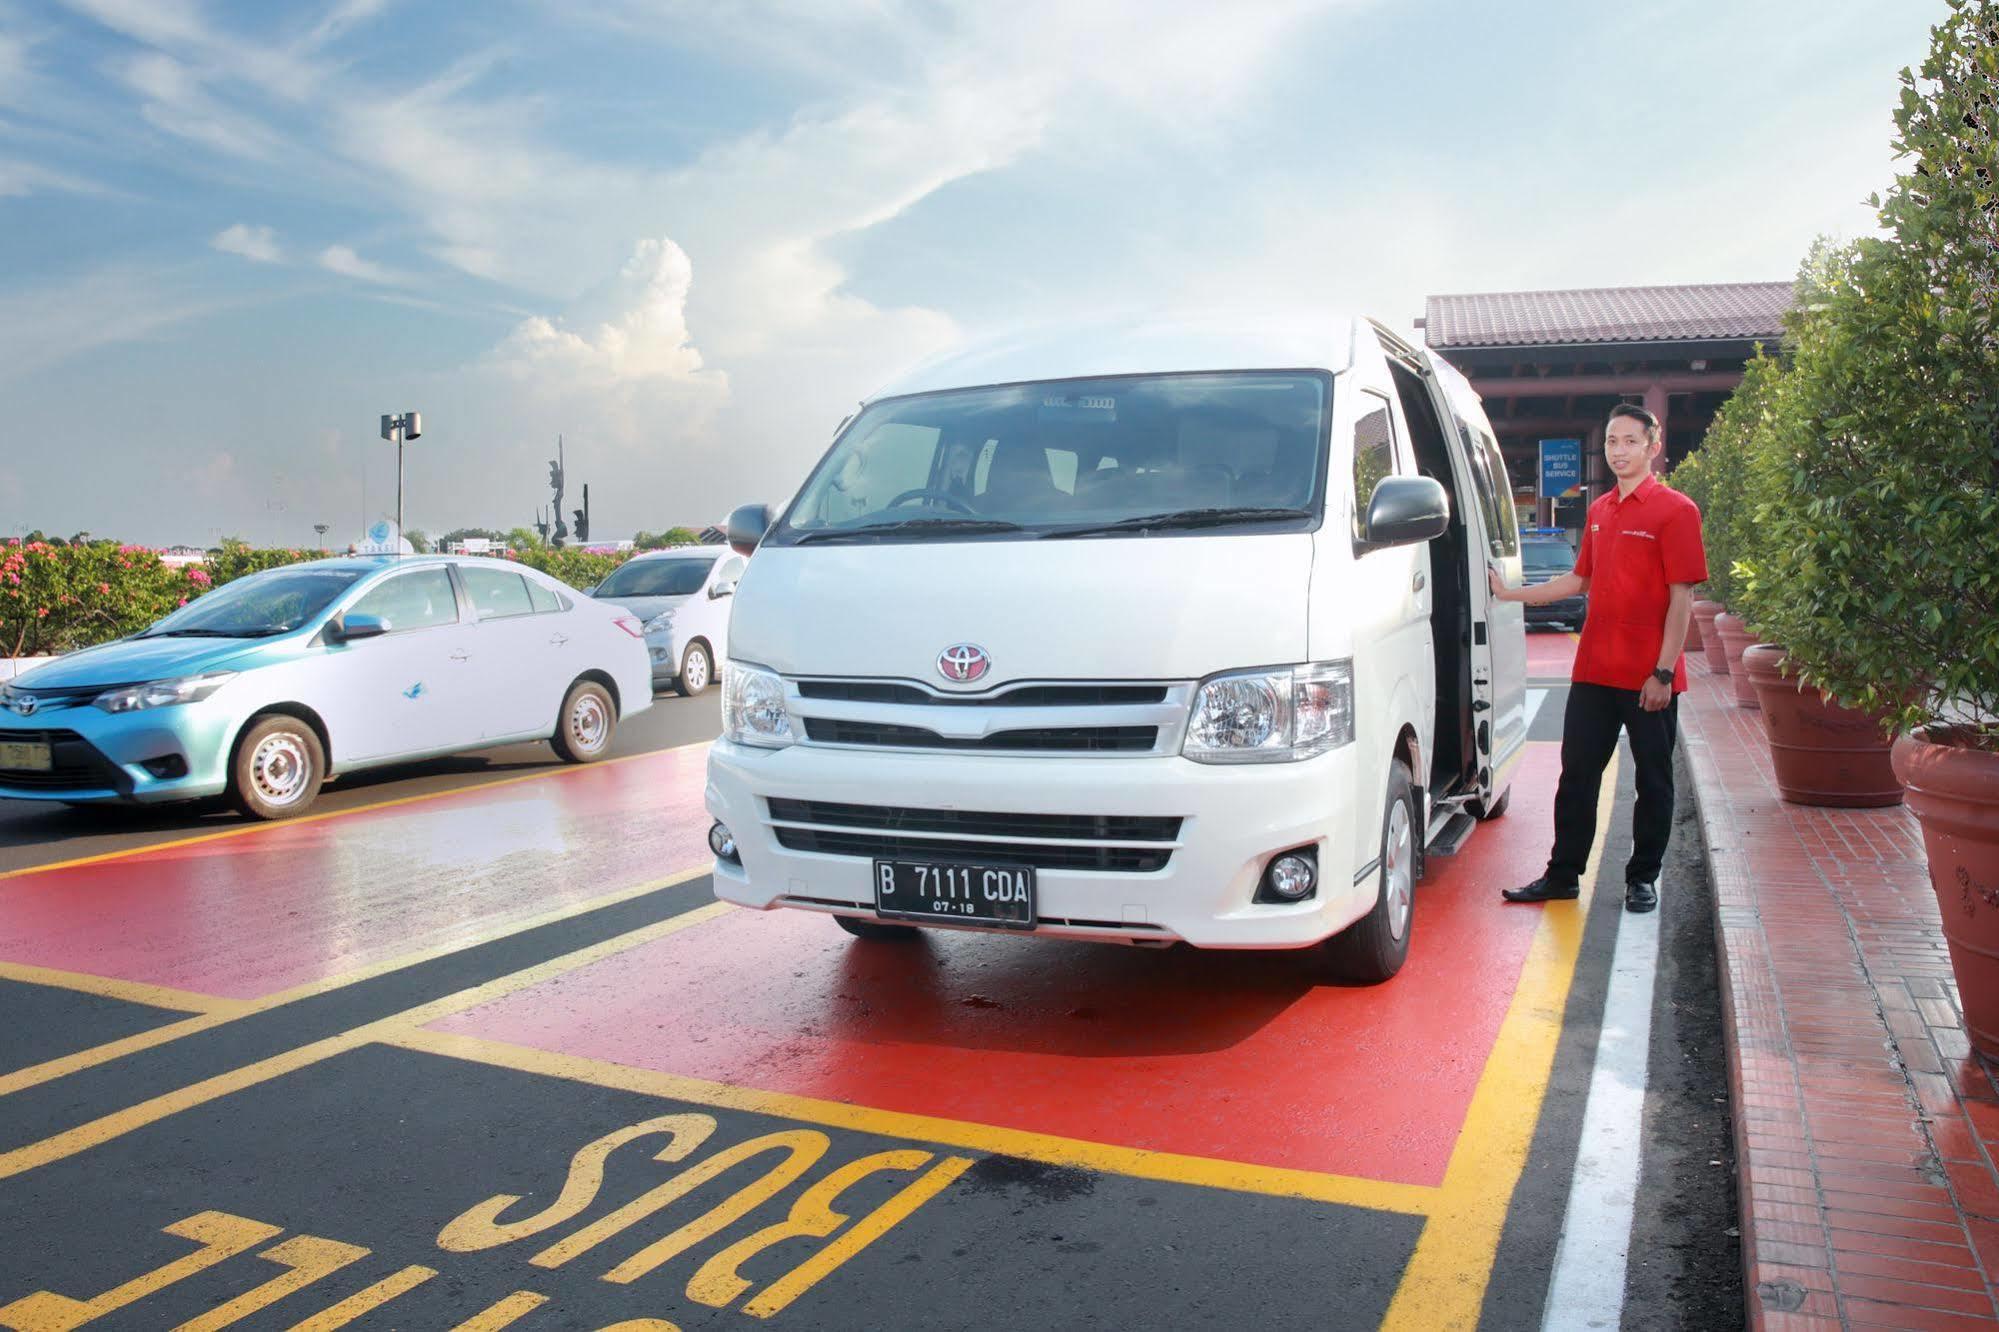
[549, 633, 570, 647]
[1412, 571, 1426, 593]
[450, 650, 471, 662]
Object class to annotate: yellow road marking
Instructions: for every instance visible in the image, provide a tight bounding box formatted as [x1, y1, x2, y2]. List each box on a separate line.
[0, 739, 711, 883]
[0, 865, 714, 1099]
[384, 1027, 1441, 1217]
[0, 961, 246, 1015]
[0, 902, 734, 1180]
[1380, 753, 1620, 1330]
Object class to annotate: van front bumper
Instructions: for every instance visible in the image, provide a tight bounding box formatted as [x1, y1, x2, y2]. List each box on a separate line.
[704, 740, 1366, 949]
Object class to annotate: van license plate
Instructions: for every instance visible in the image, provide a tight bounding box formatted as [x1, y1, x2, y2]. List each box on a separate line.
[873, 860, 1036, 929]
[0, 741, 52, 771]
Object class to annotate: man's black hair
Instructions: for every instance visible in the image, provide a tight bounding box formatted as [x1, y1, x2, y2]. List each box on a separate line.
[1608, 403, 1660, 438]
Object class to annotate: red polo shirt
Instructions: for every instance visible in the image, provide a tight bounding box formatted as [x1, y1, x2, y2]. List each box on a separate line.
[1570, 475, 1708, 693]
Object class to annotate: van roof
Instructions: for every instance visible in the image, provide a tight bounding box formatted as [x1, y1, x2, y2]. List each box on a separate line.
[868, 313, 1369, 402]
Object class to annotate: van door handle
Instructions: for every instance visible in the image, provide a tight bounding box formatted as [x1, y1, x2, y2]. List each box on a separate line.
[1412, 572, 1426, 593]
[549, 633, 570, 647]
[450, 650, 471, 662]
[1472, 699, 1491, 713]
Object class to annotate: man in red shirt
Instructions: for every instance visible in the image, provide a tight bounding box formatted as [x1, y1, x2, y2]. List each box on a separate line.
[1487, 403, 1709, 913]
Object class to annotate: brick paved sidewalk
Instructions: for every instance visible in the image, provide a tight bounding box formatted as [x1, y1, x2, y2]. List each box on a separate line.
[1680, 655, 1999, 1329]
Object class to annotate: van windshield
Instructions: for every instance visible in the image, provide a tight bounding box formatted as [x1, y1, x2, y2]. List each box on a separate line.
[765, 372, 1330, 544]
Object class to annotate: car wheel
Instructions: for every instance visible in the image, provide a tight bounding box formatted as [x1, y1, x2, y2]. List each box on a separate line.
[1471, 784, 1511, 820]
[675, 642, 713, 697]
[552, 680, 617, 763]
[835, 914, 920, 942]
[1325, 759, 1416, 983]
[229, 715, 325, 821]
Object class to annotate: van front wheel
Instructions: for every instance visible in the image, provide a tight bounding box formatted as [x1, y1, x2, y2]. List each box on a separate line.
[1325, 759, 1416, 983]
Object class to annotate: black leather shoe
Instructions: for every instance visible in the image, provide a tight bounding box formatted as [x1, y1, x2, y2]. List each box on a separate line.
[1502, 876, 1580, 903]
[1625, 880, 1659, 913]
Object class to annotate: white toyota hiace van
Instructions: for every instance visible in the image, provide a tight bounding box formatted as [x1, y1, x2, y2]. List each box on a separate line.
[705, 315, 1528, 980]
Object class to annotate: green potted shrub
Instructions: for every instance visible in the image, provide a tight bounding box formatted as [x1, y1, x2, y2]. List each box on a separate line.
[1747, 0, 1999, 1049]
[1686, 346, 1784, 699]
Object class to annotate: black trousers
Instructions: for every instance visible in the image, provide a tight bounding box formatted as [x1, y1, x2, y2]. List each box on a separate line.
[1545, 682, 1679, 889]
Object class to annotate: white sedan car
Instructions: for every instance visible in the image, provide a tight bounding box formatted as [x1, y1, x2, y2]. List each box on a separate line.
[0, 555, 653, 819]
[588, 547, 745, 695]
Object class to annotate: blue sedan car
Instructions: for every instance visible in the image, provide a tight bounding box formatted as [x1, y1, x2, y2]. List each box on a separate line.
[0, 556, 652, 819]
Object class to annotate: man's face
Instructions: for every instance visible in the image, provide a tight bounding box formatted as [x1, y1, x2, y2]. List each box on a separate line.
[1603, 415, 1661, 479]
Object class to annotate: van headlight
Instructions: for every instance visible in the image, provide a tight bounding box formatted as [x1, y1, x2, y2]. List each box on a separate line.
[1182, 660, 1353, 763]
[93, 671, 237, 714]
[722, 662, 794, 749]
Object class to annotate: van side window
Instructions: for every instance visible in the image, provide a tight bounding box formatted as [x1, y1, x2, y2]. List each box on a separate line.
[1459, 421, 1518, 558]
[1351, 395, 1403, 542]
[814, 422, 940, 523]
[1481, 431, 1520, 556]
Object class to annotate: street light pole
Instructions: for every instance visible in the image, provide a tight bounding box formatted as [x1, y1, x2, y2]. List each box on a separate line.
[379, 412, 422, 555]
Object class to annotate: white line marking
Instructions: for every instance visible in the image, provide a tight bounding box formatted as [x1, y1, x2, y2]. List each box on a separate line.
[1522, 687, 1549, 736]
[1540, 879, 1661, 1331]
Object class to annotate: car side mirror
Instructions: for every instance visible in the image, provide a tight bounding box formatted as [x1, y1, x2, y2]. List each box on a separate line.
[332, 612, 390, 642]
[1361, 476, 1450, 550]
[726, 503, 771, 557]
[583, 584, 598, 597]
[709, 580, 736, 600]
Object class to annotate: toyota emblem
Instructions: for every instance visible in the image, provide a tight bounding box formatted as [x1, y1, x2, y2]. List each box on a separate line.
[6, 693, 35, 717]
[936, 643, 991, 684]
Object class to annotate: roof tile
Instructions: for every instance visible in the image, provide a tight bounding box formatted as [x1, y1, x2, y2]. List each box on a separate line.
[1424, 282, 1792, 349]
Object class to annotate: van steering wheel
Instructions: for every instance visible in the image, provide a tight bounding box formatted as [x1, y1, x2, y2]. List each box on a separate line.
[885, 489, 975, 514]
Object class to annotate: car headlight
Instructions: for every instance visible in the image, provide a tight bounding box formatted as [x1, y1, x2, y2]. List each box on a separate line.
[93, 671, 237, 714]
[722, 661, 794, 749]
[643, 611, 676, 634]
[1182, 660, 1353, 763]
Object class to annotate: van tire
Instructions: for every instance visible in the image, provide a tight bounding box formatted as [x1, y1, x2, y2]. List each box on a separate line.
[835, 914, 920, 942]
[1325, 759, 1416, 983]
[1471, 784, 1511, 820]
[675, 642, 713, 697]
[229, 715, 326, 821]
[552, 680, 617, 763]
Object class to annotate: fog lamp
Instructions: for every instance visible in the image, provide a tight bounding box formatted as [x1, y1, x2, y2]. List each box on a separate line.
[708, 821, 739, 864]
[1263, 852, 1318, 901]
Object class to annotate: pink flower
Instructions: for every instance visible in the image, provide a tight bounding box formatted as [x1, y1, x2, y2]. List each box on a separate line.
[177, 596, 188, 607]
[186, 568, 212, 586]
[98, 582, 111, 595]
[35, 607, 47, 618]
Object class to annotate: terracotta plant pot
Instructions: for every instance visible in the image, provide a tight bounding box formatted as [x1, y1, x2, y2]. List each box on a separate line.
[1684, 610, 1706, 654]
[1712, 613, 1762, 709]
[1743, 645, 1902, 807]
[1893, 728, 1999, 1057]
[1693, 600, 1728, 673]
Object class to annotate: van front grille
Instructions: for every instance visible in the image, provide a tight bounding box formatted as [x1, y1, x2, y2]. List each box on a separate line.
[796, 681, 1169, 707]
[766, 799, 1180, 843]
[772, 827, 1171, 873]
[803, 719, 1157, 753]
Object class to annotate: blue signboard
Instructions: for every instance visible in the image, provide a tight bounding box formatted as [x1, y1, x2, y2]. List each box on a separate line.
[1539, 438, 1583, 501]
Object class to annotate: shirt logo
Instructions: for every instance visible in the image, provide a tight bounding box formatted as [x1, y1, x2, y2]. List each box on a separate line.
[1626, 530, 1657, 540]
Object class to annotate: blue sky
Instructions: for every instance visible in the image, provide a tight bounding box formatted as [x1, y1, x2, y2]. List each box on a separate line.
[0, 0, 1952, 546]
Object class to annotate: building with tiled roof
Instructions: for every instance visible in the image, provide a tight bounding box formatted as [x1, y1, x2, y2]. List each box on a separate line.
[1420, 280, 1793, 531]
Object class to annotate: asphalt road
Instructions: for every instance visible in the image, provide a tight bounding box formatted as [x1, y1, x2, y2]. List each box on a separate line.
[0, 688, 722, 876]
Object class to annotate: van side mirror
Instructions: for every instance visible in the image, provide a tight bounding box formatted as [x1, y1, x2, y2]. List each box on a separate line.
[331, 613, 390, 642]
[1361, 476, 1450, 550]
[726, 503, 771, 557]
[709, 580, 736, 600]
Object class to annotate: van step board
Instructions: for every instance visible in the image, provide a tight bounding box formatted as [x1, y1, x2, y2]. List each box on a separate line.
[1425, 809, 1478, 858]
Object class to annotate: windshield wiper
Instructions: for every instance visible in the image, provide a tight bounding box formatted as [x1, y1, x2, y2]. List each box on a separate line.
[136, 627, 286, 639]
[791, 517, 1024, 545]
[1041, 506, 1316, 539]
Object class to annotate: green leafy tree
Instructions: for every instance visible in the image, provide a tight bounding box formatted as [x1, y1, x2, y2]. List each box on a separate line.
[405, 528, 432, 554]
[633, 526, 703, 550]
[505, 526, 546, 552]
[1745, 0, 1999, 745]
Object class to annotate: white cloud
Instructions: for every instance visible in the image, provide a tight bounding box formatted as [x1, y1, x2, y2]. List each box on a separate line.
[0, 264, 229, 380]
[317, 244, 405, 285]
[211, 222, 282, 263]
[113, 51, 286, 160]
[492, 238, 713, 387]
[0, 157, 105, 197]
[301, 0, 394, 50]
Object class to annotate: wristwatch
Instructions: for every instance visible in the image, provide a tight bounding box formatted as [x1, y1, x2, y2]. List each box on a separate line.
[1651, 667, 1675, 686]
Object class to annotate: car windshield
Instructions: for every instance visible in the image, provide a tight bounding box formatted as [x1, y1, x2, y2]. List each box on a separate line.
[1522, 541, 1575, 575]
[139, 566, 365, 638]
[596, 557, 716, 598]
[766, 371, 1331, 544]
